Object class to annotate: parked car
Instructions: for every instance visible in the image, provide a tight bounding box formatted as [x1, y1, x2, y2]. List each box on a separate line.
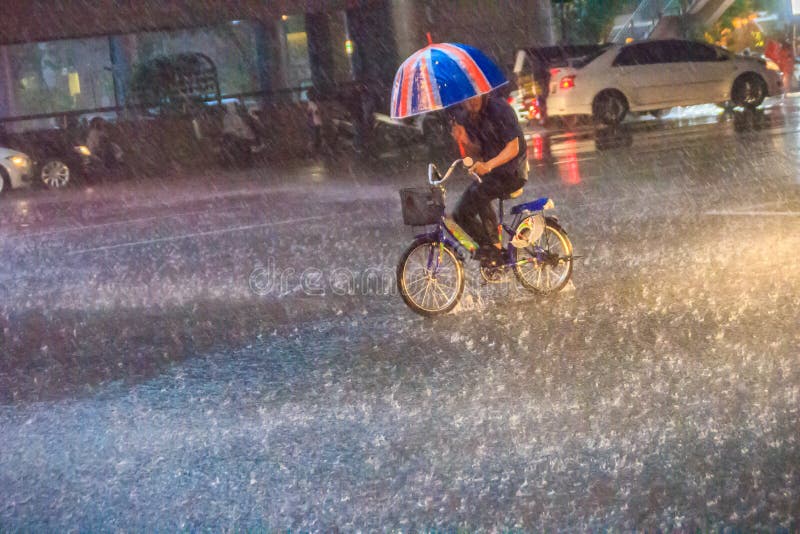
[9, 115, 126, 189]
[0, 146, 34, 195]
[512, 44, 610, 126]
[545, 39, 783, 125]
[19, 130, 94, 189]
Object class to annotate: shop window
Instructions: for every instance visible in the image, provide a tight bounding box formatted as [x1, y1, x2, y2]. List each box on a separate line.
[3, 37, 114, 117]
[281, 15, 312, 90]
[133, 23, 260, 97]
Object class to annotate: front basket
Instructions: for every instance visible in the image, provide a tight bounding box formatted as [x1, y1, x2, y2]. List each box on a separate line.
[399, 187, 445, 226]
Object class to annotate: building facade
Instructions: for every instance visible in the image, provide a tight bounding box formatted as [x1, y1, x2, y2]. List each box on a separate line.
[0, 0, 554, 129]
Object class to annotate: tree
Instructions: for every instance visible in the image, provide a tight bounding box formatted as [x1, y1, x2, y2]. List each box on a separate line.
[560, 0, 631, 43]
[703, 0, 786, 51]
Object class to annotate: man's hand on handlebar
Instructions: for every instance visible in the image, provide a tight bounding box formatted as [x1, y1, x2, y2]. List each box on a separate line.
[469, 161, 492, 176]
[428, 157, 481, 185]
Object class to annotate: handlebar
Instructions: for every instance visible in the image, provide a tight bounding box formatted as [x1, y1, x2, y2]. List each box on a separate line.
[428, 156, 482, 186]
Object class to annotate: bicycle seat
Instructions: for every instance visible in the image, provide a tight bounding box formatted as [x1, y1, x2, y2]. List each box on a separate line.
[502, 188, 524, 200]
[510, 197, 551, 215]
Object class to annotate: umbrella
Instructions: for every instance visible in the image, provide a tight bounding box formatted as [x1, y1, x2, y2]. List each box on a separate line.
[390, 41, 508, 119]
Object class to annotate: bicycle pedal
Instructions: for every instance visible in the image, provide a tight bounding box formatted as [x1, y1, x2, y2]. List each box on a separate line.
[479, 266, 505, 284]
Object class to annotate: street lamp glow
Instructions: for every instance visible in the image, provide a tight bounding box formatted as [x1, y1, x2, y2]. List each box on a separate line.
[345, 39, 354, 56]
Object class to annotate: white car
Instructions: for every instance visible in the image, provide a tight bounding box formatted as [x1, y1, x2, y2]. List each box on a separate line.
[0, 146, 33, 195]
[546, 39, 783, 125]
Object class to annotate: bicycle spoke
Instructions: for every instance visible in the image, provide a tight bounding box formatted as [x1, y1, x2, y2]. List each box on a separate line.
[409, 280, 430, 301]
[433, 282, 452, 305]
[405, 274, 429, 289]
[434, 279, 456, 293]
[413, 248, 432, 273]
[421, 281, 433, 308]
[553, 267, 565, 285]
[429, 280, 444, 309]
[430, 283, 442, 309]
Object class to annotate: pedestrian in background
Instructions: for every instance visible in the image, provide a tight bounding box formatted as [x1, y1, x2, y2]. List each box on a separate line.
[530, 50, 551, 126]
[765, 36, 794, 94]
[306, 89, 324, 156]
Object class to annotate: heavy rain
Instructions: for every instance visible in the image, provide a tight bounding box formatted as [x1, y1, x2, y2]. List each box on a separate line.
[0, 0, 798, 531]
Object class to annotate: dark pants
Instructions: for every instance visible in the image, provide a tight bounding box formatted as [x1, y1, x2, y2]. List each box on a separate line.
[311, 126, 322, 152]
[453, 171, 526, 247]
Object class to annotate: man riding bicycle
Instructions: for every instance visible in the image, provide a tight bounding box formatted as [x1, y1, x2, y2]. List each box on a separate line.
[450, 93, 528, 267]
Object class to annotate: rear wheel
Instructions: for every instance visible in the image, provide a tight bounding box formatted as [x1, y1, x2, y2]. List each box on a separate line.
[593, 90, 628, 125]
[511, 220, 573, 294]
[397, 237, 465, 316]
[732, 74, 767, 108]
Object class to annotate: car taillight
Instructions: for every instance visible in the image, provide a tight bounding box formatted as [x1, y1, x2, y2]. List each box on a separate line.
[507, 96, 515, 104]
[550, 68, 561, 77]
[560, 75, 576, 90]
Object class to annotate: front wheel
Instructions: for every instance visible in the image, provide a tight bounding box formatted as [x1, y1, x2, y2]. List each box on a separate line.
[397, 237, 465, 316]
[511, 220, 573, 294]
[40, 159, 71, 189]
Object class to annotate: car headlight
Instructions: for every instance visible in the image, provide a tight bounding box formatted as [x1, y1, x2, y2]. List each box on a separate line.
[8, 155, 30, 168]
[75, 145, 92, 156]
[765, 59, 781, 72]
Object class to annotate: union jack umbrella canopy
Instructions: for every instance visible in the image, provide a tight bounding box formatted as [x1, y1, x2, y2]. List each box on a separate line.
[390, 42, 508, 119]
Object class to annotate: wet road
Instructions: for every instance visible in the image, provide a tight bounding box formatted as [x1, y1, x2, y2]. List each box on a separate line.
[1, 99, 799, 530]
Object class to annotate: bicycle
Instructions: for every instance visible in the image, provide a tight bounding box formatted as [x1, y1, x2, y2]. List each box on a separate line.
[397, 157, 574, 316]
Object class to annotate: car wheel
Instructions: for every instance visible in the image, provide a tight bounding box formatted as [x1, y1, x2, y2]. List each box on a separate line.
[40, 159, 71, 189]
[0, 167, 9, 195]
[731, 74, 767, 109]
[593, 90, 628, 125]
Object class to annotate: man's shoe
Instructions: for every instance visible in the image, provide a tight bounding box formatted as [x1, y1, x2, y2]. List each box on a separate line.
[477, 245, 504, 268]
